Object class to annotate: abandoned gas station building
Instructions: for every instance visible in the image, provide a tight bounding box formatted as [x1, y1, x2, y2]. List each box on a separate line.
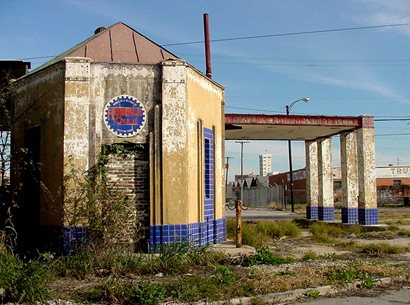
[12, 23, 226, 253]
[11, 22, 378, 254]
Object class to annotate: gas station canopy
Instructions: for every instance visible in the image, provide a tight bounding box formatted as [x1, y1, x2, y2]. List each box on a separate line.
[225, 113, 371, 141]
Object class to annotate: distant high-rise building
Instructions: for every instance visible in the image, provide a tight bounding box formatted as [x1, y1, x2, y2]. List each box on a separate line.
[259, 154, 272, 176]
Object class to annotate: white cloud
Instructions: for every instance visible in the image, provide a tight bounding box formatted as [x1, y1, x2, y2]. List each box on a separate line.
[356, 0, 410, 36]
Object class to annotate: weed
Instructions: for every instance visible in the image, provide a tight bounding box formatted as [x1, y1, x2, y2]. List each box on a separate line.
[328, 265, 358, 283]
[128, 281, 166, 305]
[304, 289, 320, 298]
[243, 246, 293, 266]
[320, 252, 337, 260]
[168, 279, 200, 302]
[398, 230, 410, 237]
[229, 220, 300, 247]
[110, 252, 146, 275]
[0, 251, 53, 303]
[301, 251, 319, 261]
[256, 221, 300, 238]
[64, 152, 144, 251]
[336, 240, 357, 250]
[387, 224, 400, 231]
[310, 222, 342, 243]
[242, 223, 269, 247]
[56, 249, 96, 279]
[227, 219, 236, 239]
[355, 261, 407, 278]
[327, 262, 384, 287]
[360, 275, 375, 289]
[213, 265, 236, 285]
[154, 243, 223, 275]
[359, 243, 402, 256]
[276, 269, 296, 276]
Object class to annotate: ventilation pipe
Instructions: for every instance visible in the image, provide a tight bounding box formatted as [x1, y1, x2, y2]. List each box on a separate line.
[203, 13, 212, 79]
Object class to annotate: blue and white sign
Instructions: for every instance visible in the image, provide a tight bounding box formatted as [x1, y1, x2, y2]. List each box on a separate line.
[104, 95, 146, 138]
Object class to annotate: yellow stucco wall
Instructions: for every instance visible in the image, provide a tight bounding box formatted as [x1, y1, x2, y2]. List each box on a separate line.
[14, 63, 65, 226]
[161, 60, 224, 225]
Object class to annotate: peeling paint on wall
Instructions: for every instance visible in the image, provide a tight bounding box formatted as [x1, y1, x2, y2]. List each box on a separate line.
[340, 131, 358, 208]
[318, 138, 334, 207]
[305, 140, 318, 206]
[357, 127, 377, 209]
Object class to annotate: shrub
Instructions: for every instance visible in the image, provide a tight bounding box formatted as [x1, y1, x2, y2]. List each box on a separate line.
[63, 149, 144, 251]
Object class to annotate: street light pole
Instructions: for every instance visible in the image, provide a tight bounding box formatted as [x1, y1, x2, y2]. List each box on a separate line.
[286, 97, 310, 213]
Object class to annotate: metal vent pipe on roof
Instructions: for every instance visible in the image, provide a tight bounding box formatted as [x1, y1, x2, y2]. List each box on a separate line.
[94, 27, 106, 35]
[203, 13, 212, 79]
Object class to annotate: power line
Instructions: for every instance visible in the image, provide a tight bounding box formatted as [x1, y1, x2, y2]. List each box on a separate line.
[18, 56, 55, 61]
[162, 22, 410, 46]
[375, 118, 410, 122]
[225, 106, 283, 113]
[376, 133, 410, 137]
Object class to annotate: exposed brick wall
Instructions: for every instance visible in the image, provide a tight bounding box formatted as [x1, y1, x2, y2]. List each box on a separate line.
[105, 146, 149, 250]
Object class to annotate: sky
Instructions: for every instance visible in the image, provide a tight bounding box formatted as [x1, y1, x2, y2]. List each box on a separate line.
[1, 0, 410, 181]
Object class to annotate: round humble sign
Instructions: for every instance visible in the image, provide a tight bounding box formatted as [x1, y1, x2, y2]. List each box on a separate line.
[104, 95, 146, 138]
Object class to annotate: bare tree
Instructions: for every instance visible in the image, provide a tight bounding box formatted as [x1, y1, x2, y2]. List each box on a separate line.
[0, 78, 13, 187]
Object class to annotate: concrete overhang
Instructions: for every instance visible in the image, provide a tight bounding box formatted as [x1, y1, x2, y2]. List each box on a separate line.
[225, 114, 373, 141]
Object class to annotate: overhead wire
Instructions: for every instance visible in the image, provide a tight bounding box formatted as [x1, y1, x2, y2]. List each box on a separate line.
[16, 22, 410, 62]
[162, 22, 410, 46]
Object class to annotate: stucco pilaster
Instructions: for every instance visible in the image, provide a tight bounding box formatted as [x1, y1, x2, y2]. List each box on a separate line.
[305, 140, 319, 219]
[357, 116, 378, 224]
[161, 60, 189, 225]
[63, 57, 91, 171]
[340, 131, 358, 223]
[317, 137, 334, 220]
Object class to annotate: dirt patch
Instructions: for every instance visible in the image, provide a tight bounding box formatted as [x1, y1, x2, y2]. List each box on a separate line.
[292, 244, 349, 259]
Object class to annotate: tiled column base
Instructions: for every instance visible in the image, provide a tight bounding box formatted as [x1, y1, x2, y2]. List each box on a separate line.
[149, 218, 227, 251]
[306, 206, 319, 220]
[341, 208, 359, 224]
[358, 208, 378, 225]
[63, 226, 90, 256]
[318, 206, 335, 221]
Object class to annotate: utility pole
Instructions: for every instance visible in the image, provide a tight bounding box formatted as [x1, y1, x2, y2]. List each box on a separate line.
[235, 141, 249, 201]
[225, 156, 233, 186]
[234, 140, 249, 248]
